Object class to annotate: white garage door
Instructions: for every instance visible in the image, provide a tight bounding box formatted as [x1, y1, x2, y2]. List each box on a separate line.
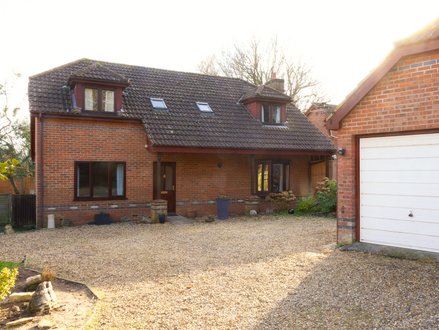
[360, 133, 439, 253]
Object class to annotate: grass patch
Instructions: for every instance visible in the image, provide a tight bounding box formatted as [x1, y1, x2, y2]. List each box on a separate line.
[0, 261, 20, 269]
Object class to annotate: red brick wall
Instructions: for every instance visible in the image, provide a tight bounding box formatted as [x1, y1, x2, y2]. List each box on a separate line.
[35, 116, 312, 226]
[336, 49, 439, 243]
[307, 109, 331, 138]
[35, 117, 151, 227]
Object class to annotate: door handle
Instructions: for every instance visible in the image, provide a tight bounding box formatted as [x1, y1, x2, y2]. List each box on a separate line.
[408, 211, 413, 217]
[161, 191, 168, 195]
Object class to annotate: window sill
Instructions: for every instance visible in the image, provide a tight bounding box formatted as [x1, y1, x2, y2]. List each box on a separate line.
[261, 123, 287, 127]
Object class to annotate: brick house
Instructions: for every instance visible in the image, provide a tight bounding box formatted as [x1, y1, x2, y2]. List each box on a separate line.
[327, 19, 439, 253]
[305, 103, 337, 189]
[29, 59, 334, 227]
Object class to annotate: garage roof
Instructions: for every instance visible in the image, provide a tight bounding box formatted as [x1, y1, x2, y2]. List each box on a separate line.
[327, 18, 439, 130]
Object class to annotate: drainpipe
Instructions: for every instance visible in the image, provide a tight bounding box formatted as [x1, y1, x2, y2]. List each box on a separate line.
[156, 153, 161, 199]
[38, 113, 44, 229]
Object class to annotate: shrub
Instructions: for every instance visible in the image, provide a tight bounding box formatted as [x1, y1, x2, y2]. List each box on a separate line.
[0, 266, 18, 300]
[267, 191, 296, 211]
[315, 179, 337, 214]
[296, 196, 317, 213]
[41, 267, 56, 282]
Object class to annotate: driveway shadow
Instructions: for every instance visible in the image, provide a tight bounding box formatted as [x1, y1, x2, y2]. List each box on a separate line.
[254, 250, 439, 329]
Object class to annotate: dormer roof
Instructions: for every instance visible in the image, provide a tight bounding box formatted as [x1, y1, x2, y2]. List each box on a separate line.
[240, 84, 291, 103]
[68, 62, 129, 86]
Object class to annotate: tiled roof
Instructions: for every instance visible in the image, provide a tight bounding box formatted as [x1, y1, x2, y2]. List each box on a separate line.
[29, 59, 334, 152]
[69, 63, 128, 84]
[240, 84, 291, 102]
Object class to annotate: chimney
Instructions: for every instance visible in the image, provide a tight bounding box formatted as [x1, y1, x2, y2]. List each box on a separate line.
[265, 74, 285, 93]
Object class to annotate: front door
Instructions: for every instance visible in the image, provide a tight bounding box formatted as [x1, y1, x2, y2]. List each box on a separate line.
[153, 162, 176, 214]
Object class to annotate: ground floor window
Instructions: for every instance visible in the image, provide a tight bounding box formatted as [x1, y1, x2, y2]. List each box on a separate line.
[75, 161, 125, 200]
[255, 160, 290, 195]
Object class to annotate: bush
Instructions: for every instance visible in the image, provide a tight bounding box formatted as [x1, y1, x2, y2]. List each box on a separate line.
[296, 196, 317, 213]
[295, 178, 337, 215]
[41, 267, 56, 282]
[267, 191, 296, 211]
[315, 178, 337, 214]
[0, 265, 18, 300]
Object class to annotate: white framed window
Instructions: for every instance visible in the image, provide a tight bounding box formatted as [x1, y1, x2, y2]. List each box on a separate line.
[261, 104, 282, 124]
[151, 98, 167, 109]
[84, 88, 98, 111]
[196, 102, 213, 112]
[102, 90, 115, 112]
[84, 88, 115, 112]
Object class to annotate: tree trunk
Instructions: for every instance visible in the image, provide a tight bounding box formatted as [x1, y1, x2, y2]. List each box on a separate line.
[7, 175, 20, 194]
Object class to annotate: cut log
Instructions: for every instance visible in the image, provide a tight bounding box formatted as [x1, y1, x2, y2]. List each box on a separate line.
[9, 292, 34, 302]
[6, 317, 34, 327]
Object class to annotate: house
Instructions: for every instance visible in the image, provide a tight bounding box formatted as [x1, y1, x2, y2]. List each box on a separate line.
[305, 103, 337, 140]
[305, 103, 337, 190]
[327, 18, 439, 253]
[29, 59, 334, 227]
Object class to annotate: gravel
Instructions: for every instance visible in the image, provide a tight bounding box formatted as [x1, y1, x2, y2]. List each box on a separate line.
[1, 216, 438, 329]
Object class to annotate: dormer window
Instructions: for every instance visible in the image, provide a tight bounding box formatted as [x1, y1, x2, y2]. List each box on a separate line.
[151, 98, 167, 110]
[84, 88, 115, 112]
[261, 104, 281, 125]
[196, 102, 213, 112]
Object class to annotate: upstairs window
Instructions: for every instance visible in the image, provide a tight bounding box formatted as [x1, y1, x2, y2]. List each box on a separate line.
[151, 98, 167, 109]
[75, 161, 125, 200]
[261, 104, 281, 124]
[84, 88, 115, 112]
[196, 102, 213, 112]
[255, 160, 290, 195]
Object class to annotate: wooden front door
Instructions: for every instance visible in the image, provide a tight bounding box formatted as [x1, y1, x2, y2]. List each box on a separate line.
[153, 162, 176, 214]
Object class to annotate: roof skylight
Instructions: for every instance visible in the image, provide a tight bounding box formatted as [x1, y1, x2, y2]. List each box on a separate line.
[196, 102, 213, 112]
[151, 98, 167, 109]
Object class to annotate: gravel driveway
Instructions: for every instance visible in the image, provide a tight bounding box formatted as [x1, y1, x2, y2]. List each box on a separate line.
[1, 216, 438, 329]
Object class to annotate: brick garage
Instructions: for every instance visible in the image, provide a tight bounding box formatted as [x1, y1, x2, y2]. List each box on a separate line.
[327, 19, 439, 252]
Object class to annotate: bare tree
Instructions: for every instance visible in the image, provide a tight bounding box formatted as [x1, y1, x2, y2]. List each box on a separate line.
[0, 77, 33, 194]
[197, 55, 219, 76]
[198, 38, 328, 110]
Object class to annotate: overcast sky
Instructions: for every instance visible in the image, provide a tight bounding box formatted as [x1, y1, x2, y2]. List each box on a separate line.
[1, 0, 438, 119]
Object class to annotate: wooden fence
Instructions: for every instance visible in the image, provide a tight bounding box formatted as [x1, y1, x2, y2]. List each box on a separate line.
[0, 194, 36, 227]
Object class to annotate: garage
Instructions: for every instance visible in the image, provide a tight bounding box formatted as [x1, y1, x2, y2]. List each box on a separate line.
[326, 19, 439, 249]
[359, 133, 439, 253]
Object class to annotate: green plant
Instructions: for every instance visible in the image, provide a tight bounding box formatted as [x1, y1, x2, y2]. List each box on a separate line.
[0, 261, 20, 269]
[296, 196, 317, 213]
[315, 179, 337, 214]
[0, 263, 18, 300]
